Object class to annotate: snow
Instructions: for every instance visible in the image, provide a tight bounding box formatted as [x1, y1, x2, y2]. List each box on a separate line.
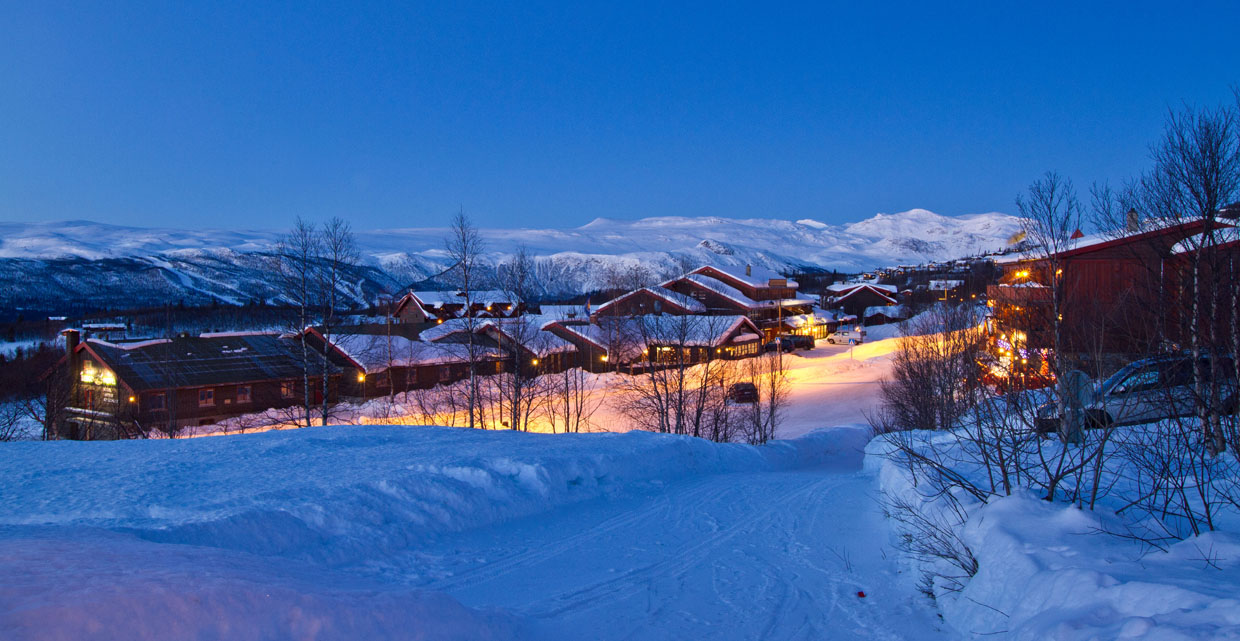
[868, 422, 1240, 641]
[0, 210, 1024, 286]
[679, 273, 761, 308]
[694, 263, 800, 289]
[413, 290, 516, 307]
[0, 423, 945, 640]
[332, 334, 505, 372]
[595, 286, 707, 314]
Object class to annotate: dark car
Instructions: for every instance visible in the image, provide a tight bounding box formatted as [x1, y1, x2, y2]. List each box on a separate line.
[727, 382, 759, 403]
[786, 335, 815, 350]
[764, 338, 795, 353]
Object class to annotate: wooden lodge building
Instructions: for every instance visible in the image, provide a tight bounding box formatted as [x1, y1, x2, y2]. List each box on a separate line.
[45, 263, 824, 439]
[986, 210, 1240, 379]
[824, 283, 898, 318]
[305, 329, 510, 399]
[48, 330, 341, 440]
[392, 290, 524, 323]
[656, 265, 834, 340]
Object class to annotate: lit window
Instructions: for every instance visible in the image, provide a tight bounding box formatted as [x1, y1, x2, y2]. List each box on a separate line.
[236, 385, 251, 404]
[280, 381, 295, 399]
[198, 389, 215, 407]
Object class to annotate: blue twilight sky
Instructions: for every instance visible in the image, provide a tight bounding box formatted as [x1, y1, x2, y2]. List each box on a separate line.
[1, 1, 1238, 230]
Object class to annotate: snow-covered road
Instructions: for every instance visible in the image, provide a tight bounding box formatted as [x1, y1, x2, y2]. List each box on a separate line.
[406, 457, 947, 640]
[414, 471, 937, 634]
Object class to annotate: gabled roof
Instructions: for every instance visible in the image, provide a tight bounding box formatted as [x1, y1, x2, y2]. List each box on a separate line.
[328, 334, 506, 373]
[556, 315, 760, 362]
[411, 290, 518, 308]
[830, 284, 897, 305]
[865, 305, 907, 318]
[827, 282, 897, 294]
[1003, 218, 1226, 264]
[688, 264, 798, 290]
[594, 286, 707, 315]
[419, 316, 575, 357]
[85, 333, 331, 392]
[671, 274, 761, 309]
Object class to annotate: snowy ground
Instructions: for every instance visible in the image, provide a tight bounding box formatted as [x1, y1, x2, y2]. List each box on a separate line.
[0, 423, 949, 640]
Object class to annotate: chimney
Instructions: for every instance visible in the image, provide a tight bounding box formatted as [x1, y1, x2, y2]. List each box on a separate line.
[1125, 208, 1139, 233]
[61, 329, 81, 380]
[745, 264, 751, 277]
[61, 329, 80, 356]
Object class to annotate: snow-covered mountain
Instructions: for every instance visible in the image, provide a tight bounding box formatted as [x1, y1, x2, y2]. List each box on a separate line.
[0, 209, 1023, 313]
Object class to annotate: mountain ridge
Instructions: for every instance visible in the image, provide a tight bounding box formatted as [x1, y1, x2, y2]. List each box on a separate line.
[0, 209, 1024, 314]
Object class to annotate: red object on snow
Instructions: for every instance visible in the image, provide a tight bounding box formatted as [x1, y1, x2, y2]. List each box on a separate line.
[856, 591, 866, 598]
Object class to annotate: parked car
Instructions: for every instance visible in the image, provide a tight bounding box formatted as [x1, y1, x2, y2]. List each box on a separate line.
[825, 328, 865, 345]
[764, 337, 796, 353]
[1035, 353, 1238, 433]
[785, 335, 815, 350]
[727, 382, 759, 404]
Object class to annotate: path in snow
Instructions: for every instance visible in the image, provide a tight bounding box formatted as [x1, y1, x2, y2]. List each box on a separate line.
[381, 441, 947, 640]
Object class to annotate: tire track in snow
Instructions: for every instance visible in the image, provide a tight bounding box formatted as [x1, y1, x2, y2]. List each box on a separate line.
[524, 474, 840, 619]
[421, 477, 733, 593]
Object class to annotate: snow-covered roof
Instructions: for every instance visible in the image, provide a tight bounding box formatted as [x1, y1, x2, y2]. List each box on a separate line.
[864, 305, 907, 319]
[827, 282, 897, 294]
[1170, 226, 1240, 255]
[595, 286, 707, 314]
[830, 284, 897, 305]
[560, 315, 758, 362]
[479, 317, 578, 357]
[754, 297, 817, 309]
[678, 274, 760, 309]
[412, 290, 517, 308]
[418, 317, 473, 342]
[537, 304, 591, 320]
[417, 316, 574, 357]
[928, 280, 964, 290]
[693, 264, 799, 289]
[332, 335, 504, 373]
[780, 313, 830, 329]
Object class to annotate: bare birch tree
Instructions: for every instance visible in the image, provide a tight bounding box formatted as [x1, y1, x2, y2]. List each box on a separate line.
[273, 217, 322, 428]
[445, 210, 485, 428]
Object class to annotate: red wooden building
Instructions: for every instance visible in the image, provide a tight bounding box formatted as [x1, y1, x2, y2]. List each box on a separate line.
[49, 330, 341, 440]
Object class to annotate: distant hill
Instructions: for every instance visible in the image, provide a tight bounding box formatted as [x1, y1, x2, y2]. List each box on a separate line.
[0, 209, 1024, 315]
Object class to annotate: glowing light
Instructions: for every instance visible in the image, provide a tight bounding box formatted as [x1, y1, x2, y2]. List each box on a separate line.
[1015, 270, 1030, 279]
[357, 372, 366, 383]
[531, 358, 539, 366]
[128, 395, 136, 403]
[437, 318, 443, 324]
[600, 354, 608, 362]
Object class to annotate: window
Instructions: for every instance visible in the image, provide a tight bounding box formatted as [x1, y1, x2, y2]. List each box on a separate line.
[198, 388, 215, 407]
[148, 393, 166, 410]
[83, 388, 96, 408]
[280, 381, 295, 399]
[439, 366, 452, 382]
[236, 385, 251, 404]
[495, 361, 504, 374]
[406, 369, 418, 386]
[1114, 368, 1159, 395]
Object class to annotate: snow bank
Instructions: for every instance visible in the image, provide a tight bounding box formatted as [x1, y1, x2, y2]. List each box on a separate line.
[867, 433, 1240, 640]
[0, 529, 527, 641]
[0, 425, 863, 640]
[2, 427, 862, 562]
